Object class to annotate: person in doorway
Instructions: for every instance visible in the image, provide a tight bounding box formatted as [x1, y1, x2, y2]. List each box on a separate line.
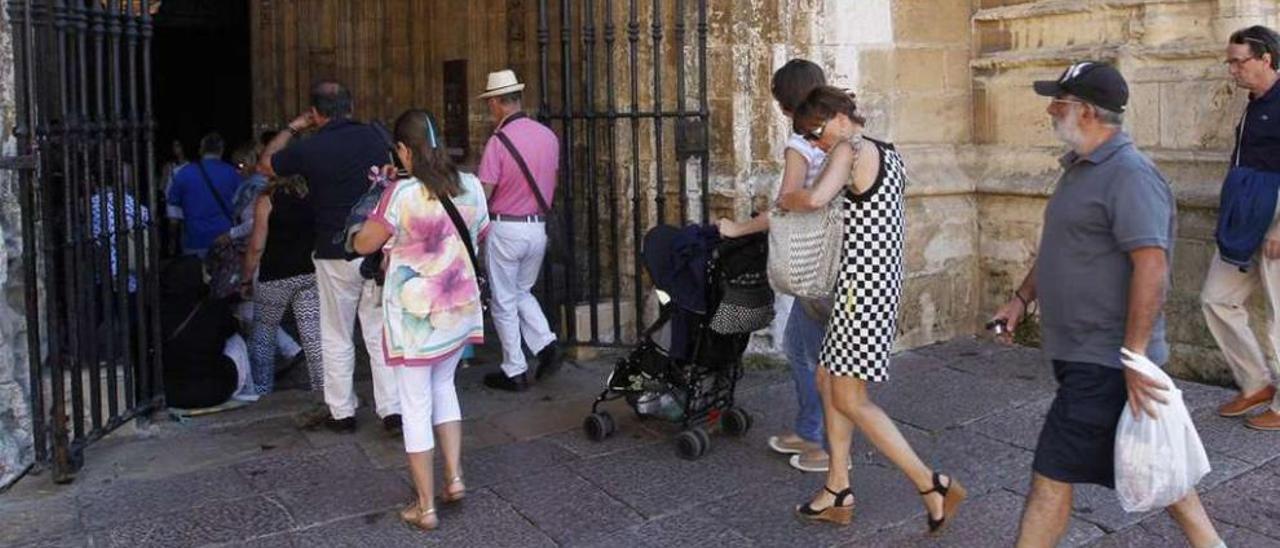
[1200, 25, 1280, 431]
[988, 61, 1223, 548]
[259, 80, 402, 434]
[717, 59, 832, 473]
[352, 109, 487, 532]
[476, 69, 561, 392]
[229, 144, 305, 373]
[779, 87, 965, 533]
[241, 175, 324, 400]
[167, 132, 238, 258]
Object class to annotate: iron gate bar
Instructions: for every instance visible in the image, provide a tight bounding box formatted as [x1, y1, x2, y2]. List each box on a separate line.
[73, 0, 93, 443]
[108, 0, 133, 416]
[628, 0, 642, 341]
[650, 0, 664, 226]
[558, 0, 577, 344]
[605, 0, 622, 344]
[697, 0, 709, 224]
[675, 0, 686, 223]
[142, 0, 162, 410]
[8, 0, 48, 466]
[583, 0, 600, 344]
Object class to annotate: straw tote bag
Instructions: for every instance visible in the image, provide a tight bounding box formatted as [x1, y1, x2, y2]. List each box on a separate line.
[767, 136, 862, 299]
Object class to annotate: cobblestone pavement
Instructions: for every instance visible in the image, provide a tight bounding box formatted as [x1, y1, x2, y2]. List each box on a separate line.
[3, 338, 1280, 547]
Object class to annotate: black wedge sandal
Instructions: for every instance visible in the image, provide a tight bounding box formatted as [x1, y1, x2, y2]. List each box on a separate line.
[919, 472, 967, 535]
[795, 485, 855, 525]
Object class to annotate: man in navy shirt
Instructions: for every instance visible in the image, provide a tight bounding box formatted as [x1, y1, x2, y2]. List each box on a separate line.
[259, 80, 401, 434]
[1201, 25, 1280, 432]
[167, 133, 238, 257]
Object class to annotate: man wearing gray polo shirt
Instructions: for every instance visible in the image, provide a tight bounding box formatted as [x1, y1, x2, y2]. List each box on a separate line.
[989, 62, 1223, 548]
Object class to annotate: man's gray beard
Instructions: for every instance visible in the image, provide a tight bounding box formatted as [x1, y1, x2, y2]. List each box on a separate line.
[1053, 116, 1086, 152]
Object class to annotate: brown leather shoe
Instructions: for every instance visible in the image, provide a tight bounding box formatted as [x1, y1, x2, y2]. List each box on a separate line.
[1218, 385, 1277, 417]
[1246, 410, 1280, 431]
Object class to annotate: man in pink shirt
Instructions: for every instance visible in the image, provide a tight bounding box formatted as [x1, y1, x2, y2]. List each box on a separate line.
[476, 69, 561, 392]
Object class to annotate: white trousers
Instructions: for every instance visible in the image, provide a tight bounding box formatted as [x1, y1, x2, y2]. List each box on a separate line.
[397, 350, 463, 453]
[485, 221, 556, 377]
[314, 258, 400, 419]
[1201, 250, 1280, 413]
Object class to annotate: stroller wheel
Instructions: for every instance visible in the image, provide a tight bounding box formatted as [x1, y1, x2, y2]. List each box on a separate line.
[676, 427, 710, 460]
[584, 412, 615, 442]
[722, 408, 752, 437]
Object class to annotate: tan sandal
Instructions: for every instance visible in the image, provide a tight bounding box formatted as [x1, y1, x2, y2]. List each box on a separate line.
[920, 472, 966, 535]
[400, 503, 438, 531]
[441, 476, 466, 504]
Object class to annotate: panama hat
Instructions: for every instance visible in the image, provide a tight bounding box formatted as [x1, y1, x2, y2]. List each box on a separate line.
[477, 69, 526, 99]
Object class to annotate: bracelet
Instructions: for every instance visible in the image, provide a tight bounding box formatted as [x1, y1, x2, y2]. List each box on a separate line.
[285, 125, 300, 136]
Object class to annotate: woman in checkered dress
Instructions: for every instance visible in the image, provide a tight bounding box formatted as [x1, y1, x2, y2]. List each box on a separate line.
[778, 86, 967, 533]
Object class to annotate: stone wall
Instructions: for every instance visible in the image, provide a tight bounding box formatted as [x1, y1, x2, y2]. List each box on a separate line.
[973, 0, 1280, 382]
[0, 4, 34, 488]
[714, 0, 981, 350]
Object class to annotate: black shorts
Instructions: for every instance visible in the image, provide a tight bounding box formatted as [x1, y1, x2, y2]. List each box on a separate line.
[1032, 360, 1128, 488]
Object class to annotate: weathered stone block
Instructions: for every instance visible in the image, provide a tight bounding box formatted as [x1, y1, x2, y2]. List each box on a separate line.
[892, 92, 971, 144]
[894, 48, 949, 92]
[893, 0, 971, 45]
[1159, 79, 1240, 150]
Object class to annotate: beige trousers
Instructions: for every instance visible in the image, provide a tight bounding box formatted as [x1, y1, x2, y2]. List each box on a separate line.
[1201, 248, 1280, 413]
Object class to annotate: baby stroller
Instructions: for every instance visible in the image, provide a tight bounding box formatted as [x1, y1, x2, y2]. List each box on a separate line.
[583, 224, 774, 460]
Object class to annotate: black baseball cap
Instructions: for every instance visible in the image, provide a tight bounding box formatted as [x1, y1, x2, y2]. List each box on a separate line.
[1033, 61, 1129, 113]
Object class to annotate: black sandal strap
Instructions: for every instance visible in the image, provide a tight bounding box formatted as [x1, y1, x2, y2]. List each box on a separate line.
[798, 486, 855, 515]
[918, 472, 948, 496]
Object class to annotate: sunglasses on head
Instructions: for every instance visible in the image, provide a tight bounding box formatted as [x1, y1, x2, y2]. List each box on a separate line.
[802, 119, 829, 142]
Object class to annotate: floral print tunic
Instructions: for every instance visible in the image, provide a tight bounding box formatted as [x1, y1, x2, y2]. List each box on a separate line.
[369, 173, 489, 366]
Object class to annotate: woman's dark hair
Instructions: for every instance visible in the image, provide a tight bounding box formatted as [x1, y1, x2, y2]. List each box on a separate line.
[792, 86, 867, 135]
[771, 59, 827, 113]
[1230, 25, 1280, 70]
[393, 109, 461, 199]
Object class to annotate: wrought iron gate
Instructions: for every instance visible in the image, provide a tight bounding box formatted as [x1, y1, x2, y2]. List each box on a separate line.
[534, 0, 710, 346]
[4, 0, 161, 482]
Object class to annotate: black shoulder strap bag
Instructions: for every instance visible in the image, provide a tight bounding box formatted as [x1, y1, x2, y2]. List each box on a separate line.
[194, 160, 236, 224]
[439, 191, 490, 311]
[494, 113, 566, 262]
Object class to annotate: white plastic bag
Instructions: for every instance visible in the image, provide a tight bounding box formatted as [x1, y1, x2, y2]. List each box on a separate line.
[1114, 348, 1211, 512]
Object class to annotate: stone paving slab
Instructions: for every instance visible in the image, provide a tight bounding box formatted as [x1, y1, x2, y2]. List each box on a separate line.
[868, 489, 1105, 547]
[1089, 514, 1280, 548]
[91, 495, 293, 548]
[575, 511, 756, 548]
[571, 434, 794, 519]
[488, 465, 644, 545]
[266, 469, 413, 528]
[872, 364, 1051, 431]
[1191, 410, 1280, 466]
[1201, 468, 1280, 540]
[461, 438, 580, 491]
[232, 442, 373, 493]
[77, 466, 254, 529]
[698, 466, 920, 546]
[0, 495, 83, 546]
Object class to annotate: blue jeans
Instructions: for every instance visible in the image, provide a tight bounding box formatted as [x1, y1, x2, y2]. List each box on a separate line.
[783, 300, 826, 445]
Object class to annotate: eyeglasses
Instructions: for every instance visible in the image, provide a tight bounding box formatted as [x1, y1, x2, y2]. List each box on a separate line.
[802, 119, 829, 142]
[1225, 56, 1261, 68]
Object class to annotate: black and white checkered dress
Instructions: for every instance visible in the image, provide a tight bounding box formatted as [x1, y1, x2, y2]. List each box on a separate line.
[817, 137, 907, 382]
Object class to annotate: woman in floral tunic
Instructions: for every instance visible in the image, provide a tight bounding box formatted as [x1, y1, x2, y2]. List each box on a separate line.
[353, 109, 488, 532]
